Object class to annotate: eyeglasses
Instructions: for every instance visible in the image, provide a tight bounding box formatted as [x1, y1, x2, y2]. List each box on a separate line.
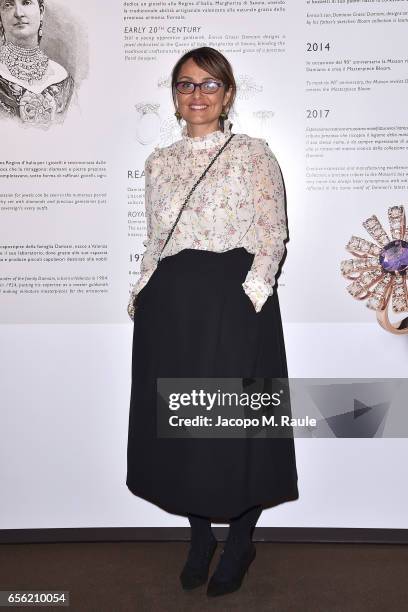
[175, 80, 224, 94]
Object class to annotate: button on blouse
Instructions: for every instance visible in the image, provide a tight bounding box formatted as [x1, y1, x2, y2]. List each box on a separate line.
[127, 118, 288, 319]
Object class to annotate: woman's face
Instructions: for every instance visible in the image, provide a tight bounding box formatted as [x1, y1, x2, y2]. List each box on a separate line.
[0, 0, 42, 45]
[175, 58, 232, 132]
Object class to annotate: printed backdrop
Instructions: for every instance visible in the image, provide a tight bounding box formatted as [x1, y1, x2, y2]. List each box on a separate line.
[0, 0, 407, 530]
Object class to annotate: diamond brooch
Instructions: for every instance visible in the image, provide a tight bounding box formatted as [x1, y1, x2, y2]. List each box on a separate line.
[340, 205, 408, 334]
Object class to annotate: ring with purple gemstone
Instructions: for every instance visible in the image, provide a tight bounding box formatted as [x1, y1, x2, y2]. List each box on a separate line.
[340, 205, 408, 335]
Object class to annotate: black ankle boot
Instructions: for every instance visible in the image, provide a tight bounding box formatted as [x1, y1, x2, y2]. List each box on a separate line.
[180, 532, 218, 590]
[207, 535, 256, 597]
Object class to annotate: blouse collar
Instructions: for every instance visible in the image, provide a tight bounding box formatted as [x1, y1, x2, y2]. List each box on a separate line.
[181, 118, 233, 150]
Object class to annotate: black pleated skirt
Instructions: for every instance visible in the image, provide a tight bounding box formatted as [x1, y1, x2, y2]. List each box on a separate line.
[126, 247, 299, 519]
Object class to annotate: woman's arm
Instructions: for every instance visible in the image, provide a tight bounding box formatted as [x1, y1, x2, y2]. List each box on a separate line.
[241, 139, 288, 313]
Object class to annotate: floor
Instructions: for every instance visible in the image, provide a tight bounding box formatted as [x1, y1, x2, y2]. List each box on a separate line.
[1, 541, 407, 611]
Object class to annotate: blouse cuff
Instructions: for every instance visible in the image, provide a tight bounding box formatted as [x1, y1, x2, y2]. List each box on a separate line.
[127, 273, 152, 320]
[241, 272, 273, 313]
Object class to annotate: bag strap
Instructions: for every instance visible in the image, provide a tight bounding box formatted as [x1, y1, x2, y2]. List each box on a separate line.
[158, 132, 235, 261]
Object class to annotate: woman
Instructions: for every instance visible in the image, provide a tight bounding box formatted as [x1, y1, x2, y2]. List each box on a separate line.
[0, 0, 73, 126]
[127, 47, 299, 598]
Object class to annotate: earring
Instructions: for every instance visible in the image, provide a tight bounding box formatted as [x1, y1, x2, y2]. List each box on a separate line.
[220, 110, 228, 119]
[38, 20, 43, 42]
[174, 110, 182, 120]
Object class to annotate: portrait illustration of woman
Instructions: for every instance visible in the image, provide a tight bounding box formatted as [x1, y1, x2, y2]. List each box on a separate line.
[0, 0, 74, 126]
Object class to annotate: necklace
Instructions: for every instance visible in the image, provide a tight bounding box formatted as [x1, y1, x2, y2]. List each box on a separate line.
[0, 41, 49, 85]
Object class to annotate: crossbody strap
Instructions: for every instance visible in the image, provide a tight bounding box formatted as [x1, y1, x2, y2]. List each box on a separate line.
[158, 132, 235, 261]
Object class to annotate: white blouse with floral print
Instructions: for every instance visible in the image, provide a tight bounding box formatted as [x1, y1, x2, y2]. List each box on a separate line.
[127, 117, 288, 319]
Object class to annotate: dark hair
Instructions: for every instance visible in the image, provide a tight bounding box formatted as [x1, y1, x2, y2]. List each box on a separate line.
[171, 46, 237, 132]
[0, 0, 44, 11]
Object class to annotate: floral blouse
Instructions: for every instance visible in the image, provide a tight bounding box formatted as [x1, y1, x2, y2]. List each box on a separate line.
[127, 117, 288, 319]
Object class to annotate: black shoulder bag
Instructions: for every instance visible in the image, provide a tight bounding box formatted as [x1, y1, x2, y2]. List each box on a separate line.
[129, 132, 235, 319]
[158, 132, 235, 261]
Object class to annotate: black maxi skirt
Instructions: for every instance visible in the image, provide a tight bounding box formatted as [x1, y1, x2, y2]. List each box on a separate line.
[126, 247, 299, 519]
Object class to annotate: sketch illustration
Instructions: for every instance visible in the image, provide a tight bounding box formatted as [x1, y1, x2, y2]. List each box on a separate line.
[0, 0, 74, 126]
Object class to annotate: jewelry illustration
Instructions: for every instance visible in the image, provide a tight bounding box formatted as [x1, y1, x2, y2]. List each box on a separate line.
[340, 205, 408, 334]
[0, 41, 49, 85]
[253, 110, 275, 138]
[234, 74, 263, 101]
[134, 103, 161, 145]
